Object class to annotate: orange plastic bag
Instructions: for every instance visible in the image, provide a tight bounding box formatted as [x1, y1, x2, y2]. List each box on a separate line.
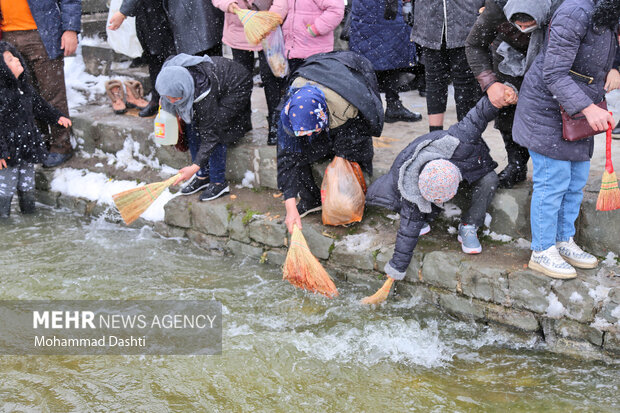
[321, 156, 366, 226]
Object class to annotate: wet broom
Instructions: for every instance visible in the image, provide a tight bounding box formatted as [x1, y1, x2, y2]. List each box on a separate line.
[596, 123, 620, 211]
[283, 225, 339, 298]
[361, 277, 394, 305]
[234, 8, 283, 45]
[112, 174, 180, 225]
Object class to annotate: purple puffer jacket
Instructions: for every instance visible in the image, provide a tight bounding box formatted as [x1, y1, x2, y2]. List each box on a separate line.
[513, 0, 618, 161]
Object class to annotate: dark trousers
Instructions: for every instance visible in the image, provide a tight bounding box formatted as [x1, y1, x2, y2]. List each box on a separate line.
[3, 30, 72, 154]
[144, 52, 168, 102]
[460, 171, 500, 228]
[375, 69, 406, 104]
[422, 44, 481, 121]
[231, 48, 286, 129]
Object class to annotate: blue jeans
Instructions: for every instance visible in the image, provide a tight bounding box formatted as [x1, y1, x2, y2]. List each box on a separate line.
[187, 123, 227, 183]
[529, 150, 590, 251]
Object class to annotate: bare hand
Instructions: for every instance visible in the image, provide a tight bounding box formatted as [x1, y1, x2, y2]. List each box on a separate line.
[487, 82, 509, 108]
[61, 31, 78, 56]
[284, 197, 302, 234]
[108, 11, 126, 31]
[504, 85, 518, 105]
[58, 117, 72, 128]
[228, 2, 240, 13]
[174, 164, 200, 185]
[0, 159, 6, 170]
[604, 69, 620, 92]
[582, 104, 615, 132]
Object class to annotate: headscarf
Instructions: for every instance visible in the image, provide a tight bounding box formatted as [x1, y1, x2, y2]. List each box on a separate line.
[417, 159, 462, 205]
[279, 85, 328, 146]
[155, 53, 213, 123]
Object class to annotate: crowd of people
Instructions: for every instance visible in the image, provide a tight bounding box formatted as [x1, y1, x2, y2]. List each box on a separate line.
[1, 0, 619, 282]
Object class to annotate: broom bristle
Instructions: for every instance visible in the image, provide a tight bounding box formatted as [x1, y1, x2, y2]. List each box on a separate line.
[112, 174, 179, 225]
[234, 9, 282, 45]
[360, 278, 394, 305]
[596, 170, 620, 211]
[283, 226, 338, 298]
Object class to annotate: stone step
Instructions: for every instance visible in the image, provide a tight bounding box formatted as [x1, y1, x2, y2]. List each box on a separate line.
[83, 0, 109, 14]
[82, 43, 131, 76]
[81, 12, 108, 39]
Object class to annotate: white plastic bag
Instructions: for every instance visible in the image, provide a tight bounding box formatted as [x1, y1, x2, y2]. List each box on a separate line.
[261, 26, 289, 78]
[106, 0, 143, 58]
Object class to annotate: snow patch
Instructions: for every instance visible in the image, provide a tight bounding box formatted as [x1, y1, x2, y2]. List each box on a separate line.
[336, 233, 375, 252]
[386, 213, 400, 221]
[588, 285, 611, 302]
[514, 238, 531, 249]
[484, 213, 492, 228]
[602, 252, 618, 266]
[447, 226, 457, 235]
[442, 203, 461, 219]
[482, 230, 512, 242]
[545, 292, 565, 318]
[236, 170, 256, 189]
[569, 292, 583, 304]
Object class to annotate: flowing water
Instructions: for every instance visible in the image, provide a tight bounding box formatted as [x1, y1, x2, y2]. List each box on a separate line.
[0, 209, 618, 412]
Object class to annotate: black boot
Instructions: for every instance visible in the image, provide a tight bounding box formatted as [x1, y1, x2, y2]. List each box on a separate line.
[267, 116, 277, 146]
[18, 190, 36, 214]
[498, 132, 529, 189]
[0, 196, 12, 218]
[385, 99, 422, 123]
[139, 99, 159, 117]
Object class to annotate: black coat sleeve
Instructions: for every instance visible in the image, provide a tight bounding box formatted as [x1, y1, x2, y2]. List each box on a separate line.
[385, 200, 440, 280]
[276, 121, 303, 200]
[32, 87, 64, 125]
[465, 0, 505, 91]
[119, 0, 140, 16]
[447, 96, 499, 143]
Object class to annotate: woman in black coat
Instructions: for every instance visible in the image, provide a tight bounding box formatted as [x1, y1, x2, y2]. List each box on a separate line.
[0, 42, 71, 217]
[108, 0, 176, 117]
[155, 54, 252, 201]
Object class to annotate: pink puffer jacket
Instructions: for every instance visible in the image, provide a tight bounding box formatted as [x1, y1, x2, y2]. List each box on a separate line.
[282, 0, 344, 59]
[212, 0, 288, 51]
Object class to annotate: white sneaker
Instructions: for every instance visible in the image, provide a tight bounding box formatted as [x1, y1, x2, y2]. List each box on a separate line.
[529, 245, 577, 279]
[557, 237, 598, 269]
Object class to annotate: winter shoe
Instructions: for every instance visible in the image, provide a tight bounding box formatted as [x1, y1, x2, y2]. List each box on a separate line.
[17, 190, 35, 214]
[0, 196, 12, 218]
[105, 80, 127, 114]
[124, 80, 149, 109]
[529, 245, 577, 279]
[498, 133, 529, 188]
[457, 223, 482, 254]
[384, 100, 422, 123]
[181, 176, 210, 195]
[43, 152, 73, 168]
[139, 99, 159, 117]
[557, 237, 598, 269]
[267, 116, 278, 146]
[297, 197, 322, 218]
[199, 182, 230, 201]
[420, 223, 431, 236]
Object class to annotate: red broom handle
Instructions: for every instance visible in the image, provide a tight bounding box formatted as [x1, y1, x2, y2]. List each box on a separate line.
[606, 119, 614, 174]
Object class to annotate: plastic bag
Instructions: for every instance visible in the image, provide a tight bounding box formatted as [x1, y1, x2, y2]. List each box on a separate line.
[321, 157, 367, 226]
[106, 0, 143, 58]
[261, 26, 289, 78]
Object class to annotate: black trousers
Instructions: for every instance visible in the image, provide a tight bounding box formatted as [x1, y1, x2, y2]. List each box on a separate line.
[422, 44, 481, 121]
[231, 48, 287, 128]
[460, 171, 500, 228]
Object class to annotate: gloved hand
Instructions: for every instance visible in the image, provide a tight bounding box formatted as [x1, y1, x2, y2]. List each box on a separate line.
[402, 1, 414, 26]
[384, 0, 398, 20]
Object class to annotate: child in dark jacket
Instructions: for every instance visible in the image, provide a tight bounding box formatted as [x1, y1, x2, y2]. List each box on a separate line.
[0, 42, 71, 217]
[365, 94, 511, 288]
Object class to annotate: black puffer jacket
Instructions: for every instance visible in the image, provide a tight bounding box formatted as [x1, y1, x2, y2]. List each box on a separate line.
[366, 97, 499, 280]
[189, 57, 252, 169]
[0, 43, 61, 166]
[277, 51, 383, 200]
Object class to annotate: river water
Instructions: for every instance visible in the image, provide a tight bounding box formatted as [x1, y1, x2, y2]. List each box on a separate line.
[0, 209, 618, 411]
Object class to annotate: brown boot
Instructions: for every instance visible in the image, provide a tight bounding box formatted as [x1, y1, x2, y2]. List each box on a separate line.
[105, 80, 127, 114]
[124, 80, 149, 109]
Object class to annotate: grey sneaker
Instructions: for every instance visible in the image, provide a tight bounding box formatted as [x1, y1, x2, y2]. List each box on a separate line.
[420, 223, 430, 236]
[457, 223, 482, 254]
[557, 237, 598, 269]
[529, 245, 577, 279]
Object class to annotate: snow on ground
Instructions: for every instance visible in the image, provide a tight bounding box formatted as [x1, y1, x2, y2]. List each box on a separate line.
[50, 168, 176, 222]
[236, 171, 256, 189]
[545, 292, 565, 318]
[602, 252, 618, 266]
[336, 233, 376, 252]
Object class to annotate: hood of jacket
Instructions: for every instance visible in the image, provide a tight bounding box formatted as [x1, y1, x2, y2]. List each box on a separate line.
[0, 42, 30, 90]
[503, 0, 554, 26]
[397, 134, 461, 214]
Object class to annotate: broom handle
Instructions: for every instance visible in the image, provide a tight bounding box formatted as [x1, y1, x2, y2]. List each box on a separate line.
[606, 121, 613, 174]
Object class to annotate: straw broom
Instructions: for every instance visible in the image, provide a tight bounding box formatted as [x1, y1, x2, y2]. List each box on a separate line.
[283, 225, 338, 298]
[234, 8, 282, 45]
[112, 174, 180, 225]
[596, 123, 620, 211]
[361, 277, 394, 305]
